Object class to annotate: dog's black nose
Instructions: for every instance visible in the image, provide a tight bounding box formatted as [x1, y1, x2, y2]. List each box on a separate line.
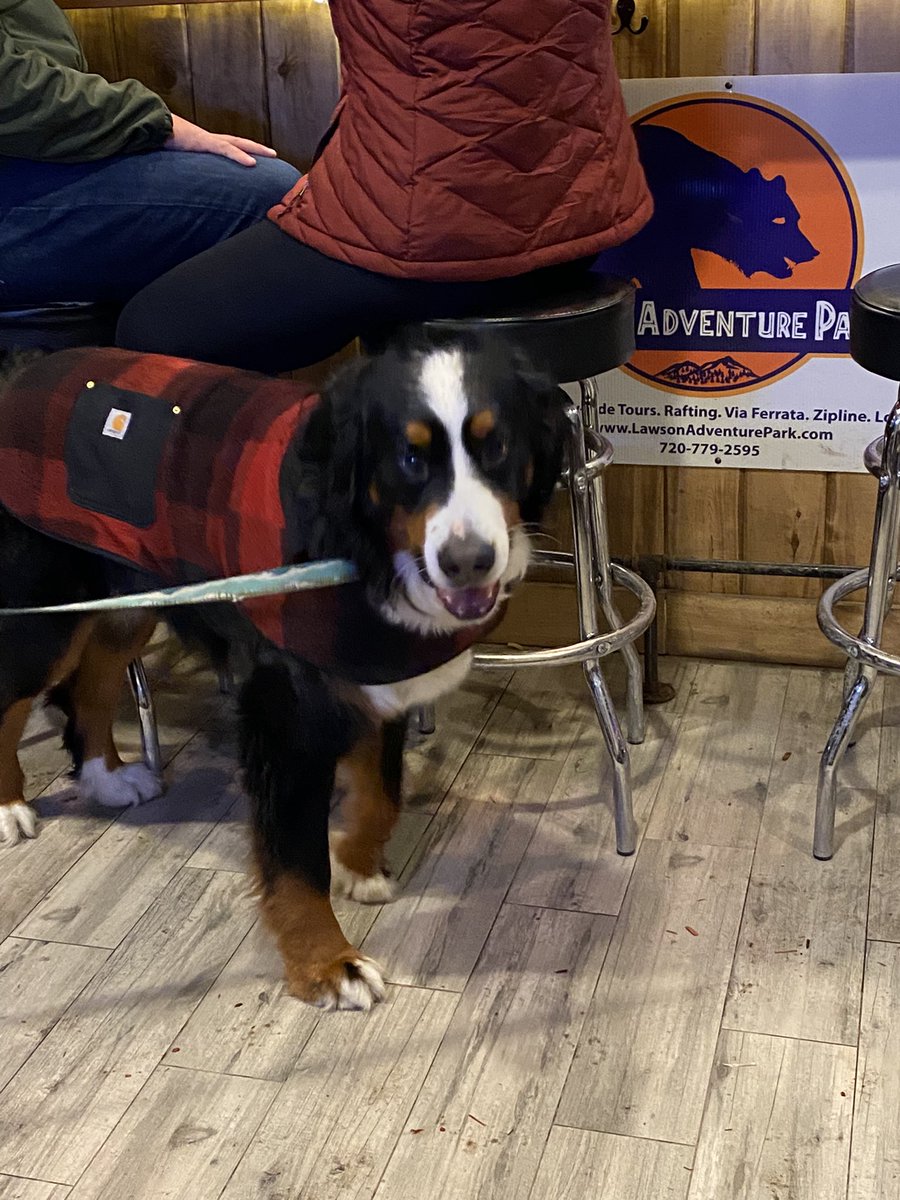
[437, 535, 496, 586]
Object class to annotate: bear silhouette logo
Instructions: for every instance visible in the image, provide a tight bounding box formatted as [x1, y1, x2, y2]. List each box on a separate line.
[601, 125, 819, 291]
[597, 94, 861, 394]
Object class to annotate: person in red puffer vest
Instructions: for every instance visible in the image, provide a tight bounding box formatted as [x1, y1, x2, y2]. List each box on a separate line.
[117, 0, 650, 375]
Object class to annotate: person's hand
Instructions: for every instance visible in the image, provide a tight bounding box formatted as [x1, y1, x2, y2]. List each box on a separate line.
[164, 114, 278, 167]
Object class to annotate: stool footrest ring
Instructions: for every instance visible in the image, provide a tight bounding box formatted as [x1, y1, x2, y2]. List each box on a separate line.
[818, 568, 900, 676]
[473, 562, 654, 669]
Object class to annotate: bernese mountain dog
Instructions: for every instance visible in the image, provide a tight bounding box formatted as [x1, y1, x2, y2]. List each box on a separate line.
[0, 332, 567, 1010]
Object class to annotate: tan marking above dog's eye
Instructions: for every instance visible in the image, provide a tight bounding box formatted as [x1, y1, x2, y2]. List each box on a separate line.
[469, 409, 496, 439]
[405, 420, 432, 448]
[389, 502, 440, 555]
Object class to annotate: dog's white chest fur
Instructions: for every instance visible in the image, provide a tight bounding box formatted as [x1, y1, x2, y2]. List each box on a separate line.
[361, 651, 473, 719]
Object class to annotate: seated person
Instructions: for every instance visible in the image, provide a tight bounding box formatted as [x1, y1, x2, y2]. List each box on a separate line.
[117, 0, 651, 375]
[0, 0, 300, 307]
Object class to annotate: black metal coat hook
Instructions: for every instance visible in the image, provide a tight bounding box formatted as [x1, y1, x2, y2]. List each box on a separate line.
[612, 0, 649, 35]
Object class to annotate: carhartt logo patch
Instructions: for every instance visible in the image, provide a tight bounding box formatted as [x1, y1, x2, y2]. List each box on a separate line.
[102, 408, 132, 440]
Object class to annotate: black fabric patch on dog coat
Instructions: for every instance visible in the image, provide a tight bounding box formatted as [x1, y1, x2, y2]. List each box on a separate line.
[64, 382, 176, 528]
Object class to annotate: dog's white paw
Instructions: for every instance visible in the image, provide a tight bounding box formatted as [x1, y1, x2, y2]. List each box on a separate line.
[330, 848, 398, 904]
[286, 952, 386, 1011]
[313, 956, 386, 1012]
[79, 758, 164, 809]
[0, 800, 37, 846]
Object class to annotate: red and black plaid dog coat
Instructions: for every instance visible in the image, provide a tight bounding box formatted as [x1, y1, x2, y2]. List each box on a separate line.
[0, 347, 489, 684]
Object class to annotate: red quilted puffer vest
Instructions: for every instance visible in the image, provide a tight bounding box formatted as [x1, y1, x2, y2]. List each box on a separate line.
[269, 0, 651, 281]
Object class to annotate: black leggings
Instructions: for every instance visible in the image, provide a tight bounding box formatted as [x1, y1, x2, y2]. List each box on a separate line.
[116, 218, 594, 374]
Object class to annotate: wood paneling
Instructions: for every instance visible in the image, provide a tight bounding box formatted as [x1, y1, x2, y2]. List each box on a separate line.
[852, 0, 900, 70]
[186, 1, 269, 143]
[667, 467, 742, 594]
[672, 0, 756, 76]
[111, 5, 195, 120]
[607, 462, 666, 558]
[611, 0, 669, 81]
[63, 0, 339, 169]
[756, 0, 850, 74]
[262, 0, 340, 169]
[61, 0, 239, 7]
[65, 7, 120, 79]
[664, 590, 897, 665]
[741, 470, 828, 597]
[826, 472, 878, 567]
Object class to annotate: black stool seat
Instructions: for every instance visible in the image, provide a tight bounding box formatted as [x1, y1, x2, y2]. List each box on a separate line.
[0, 302, 118, 351]
[416, 272, 635, 382]
[851, 265, 900, 382]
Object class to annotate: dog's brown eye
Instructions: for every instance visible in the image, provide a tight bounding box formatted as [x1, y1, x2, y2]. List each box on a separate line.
[400, 445, 429, 484]
[481, 430, 508, 469]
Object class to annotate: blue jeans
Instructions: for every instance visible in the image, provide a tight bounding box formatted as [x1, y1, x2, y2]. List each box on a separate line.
[0, 150, 300, 306]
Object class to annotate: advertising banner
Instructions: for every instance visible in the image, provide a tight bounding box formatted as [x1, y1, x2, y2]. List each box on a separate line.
[594, 74, 900, 471]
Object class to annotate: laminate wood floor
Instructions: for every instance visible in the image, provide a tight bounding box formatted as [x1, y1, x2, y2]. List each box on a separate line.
[0, 648, 896, 1199]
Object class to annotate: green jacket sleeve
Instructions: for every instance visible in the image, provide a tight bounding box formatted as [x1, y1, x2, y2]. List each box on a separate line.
[0, 31, 173, 162]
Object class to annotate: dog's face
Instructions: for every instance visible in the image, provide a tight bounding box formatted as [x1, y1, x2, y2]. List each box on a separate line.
[306, 333, 568, 635]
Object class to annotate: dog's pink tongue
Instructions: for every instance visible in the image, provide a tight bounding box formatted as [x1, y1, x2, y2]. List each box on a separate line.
[437, 582, 499, 621]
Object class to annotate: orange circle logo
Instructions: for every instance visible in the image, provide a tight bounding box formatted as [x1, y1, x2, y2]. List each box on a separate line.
[598, 93, 863, 394]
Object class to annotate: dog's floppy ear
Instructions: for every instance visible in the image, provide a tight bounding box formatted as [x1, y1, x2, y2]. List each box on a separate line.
[515, 357, 569, 524]
[314, 356, 371, 519]
[300, 355, 394, 591]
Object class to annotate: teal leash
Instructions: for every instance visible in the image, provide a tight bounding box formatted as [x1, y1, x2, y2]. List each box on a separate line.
[0, 558, 358, 617]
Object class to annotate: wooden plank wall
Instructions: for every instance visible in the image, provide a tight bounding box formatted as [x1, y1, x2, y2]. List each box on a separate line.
[60, 0, 900, 663]
[64, 0, 340, 170]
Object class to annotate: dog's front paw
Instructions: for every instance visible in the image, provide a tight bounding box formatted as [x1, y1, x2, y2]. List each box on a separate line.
[0, 800, 37, 846]
[79, 759, 164, 809]
[287, 953, 386, 1012]
[330, 851, 398, 904]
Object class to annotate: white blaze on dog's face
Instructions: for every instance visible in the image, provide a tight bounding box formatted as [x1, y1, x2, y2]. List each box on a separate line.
[371, 340, 564, 636]
[418, 348, 512, 618]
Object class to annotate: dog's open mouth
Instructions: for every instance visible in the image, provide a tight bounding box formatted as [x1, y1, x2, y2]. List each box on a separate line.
[435, 581, 500, 621]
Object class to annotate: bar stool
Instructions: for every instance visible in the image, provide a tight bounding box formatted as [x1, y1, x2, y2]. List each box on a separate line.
[0, 303, 161, 774]
[815, 265, 900, 859]
[412, 274, 656, 855]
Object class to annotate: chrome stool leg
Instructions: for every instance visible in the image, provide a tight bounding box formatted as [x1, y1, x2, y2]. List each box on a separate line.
[585, 661, 637, 853]
[416, 704, 436, 736]
[816, 664, 878, 859]
[815, 396, 900, 859]
[127, 659, 162, 775]
[580, 375, 645, 746]
[842, 658, 859, 702]
[566, 399, 636, 855]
